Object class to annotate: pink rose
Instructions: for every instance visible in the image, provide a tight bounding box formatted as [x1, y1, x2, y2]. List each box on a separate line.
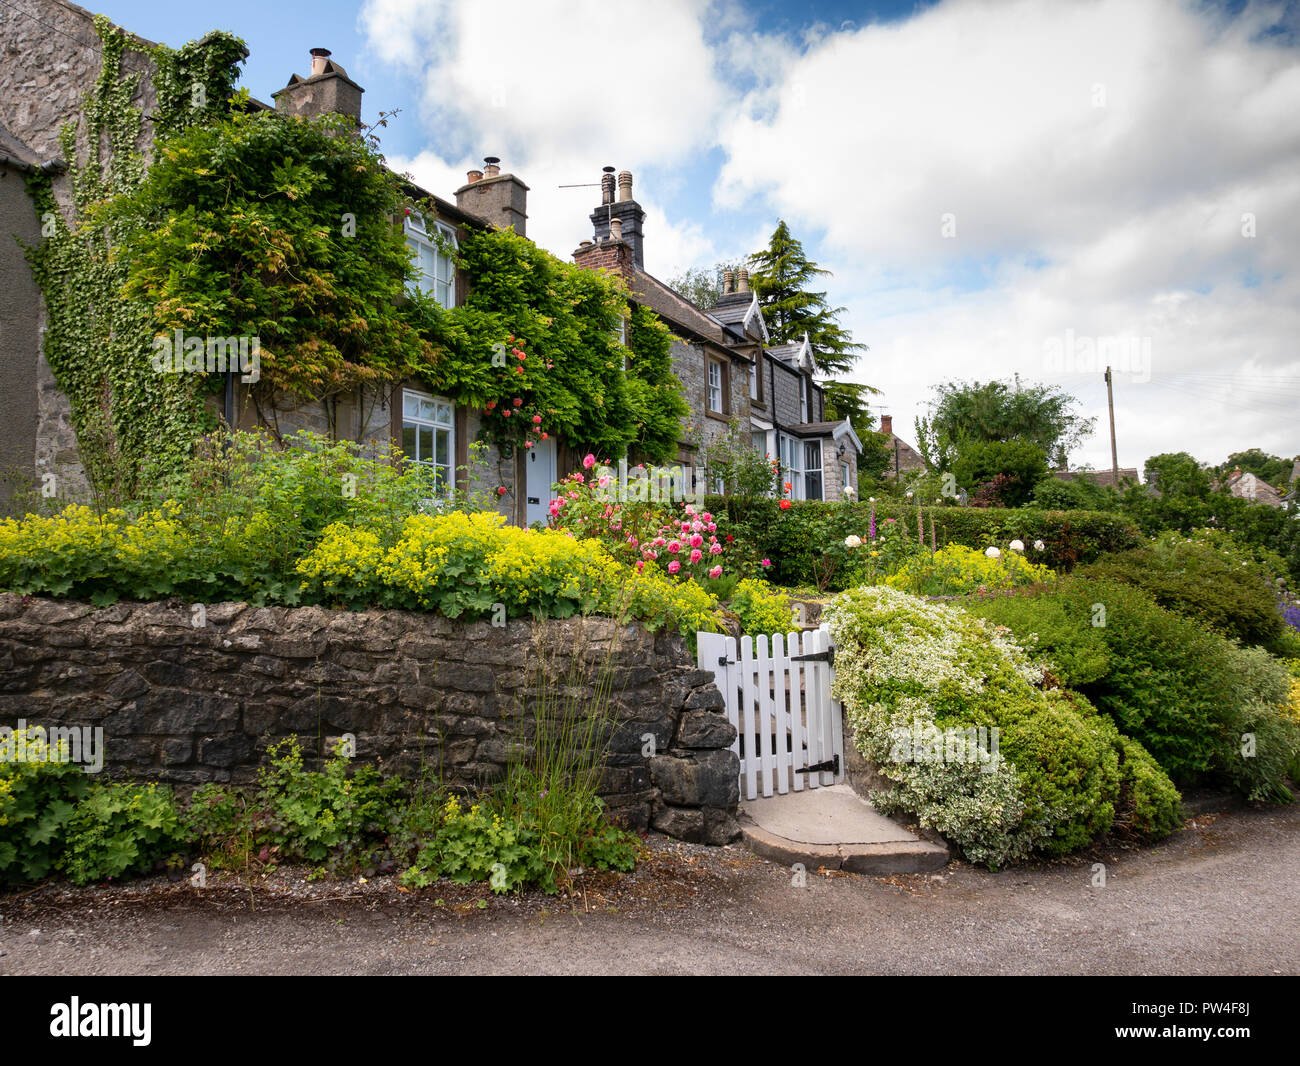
[760, 559, 771, 568]
[667, 540, 681, 554]
[667, 560, 681, 574]
[689, 534, 703, 548]
[532, 415, 542, 424]
[691, 520, 703, 533]
[709, 543, 723, 555]
[689, 549, 703, 564]
[708, 565, 723, 579]
[583, 454, 596, 469]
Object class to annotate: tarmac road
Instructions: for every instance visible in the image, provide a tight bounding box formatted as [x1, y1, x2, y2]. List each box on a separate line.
[2, 803, 1297, 976]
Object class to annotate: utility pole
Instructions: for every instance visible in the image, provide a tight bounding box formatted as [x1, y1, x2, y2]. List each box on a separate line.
[1105, 366, 1119, 485]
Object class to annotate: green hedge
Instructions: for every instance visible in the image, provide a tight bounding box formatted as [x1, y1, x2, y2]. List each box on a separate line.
[710, 497, 1142, 590]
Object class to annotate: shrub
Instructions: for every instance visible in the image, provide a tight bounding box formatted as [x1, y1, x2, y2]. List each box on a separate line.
[62, 782, 185, 886]
[966, 575, 1298, 797]
[729, 578, 795, 636]
[824, 585, 1179, 866]
[884, 543, 1054, 597]
[1076, 531, 1287, 652]
[0, 729, 92, 886]
[952, 440, 1048, 507]
[296, 510, 722, 637]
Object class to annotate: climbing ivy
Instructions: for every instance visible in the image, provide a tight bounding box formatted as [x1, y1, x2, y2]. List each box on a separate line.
[22, 17, 248, 500]
[23, 16, 685, 497]
[408, 228, 686, 463]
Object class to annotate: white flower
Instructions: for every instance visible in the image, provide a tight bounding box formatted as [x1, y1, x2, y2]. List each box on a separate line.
[905, 491, 914, 499]
[845, 535, 862, 548]
[984, 546, 1001, 559]
[1032, 539, 1045, 551]
[868, 497, 876, 503]
[1009, 539, 1024, 552]
[843, 486, 856, 498]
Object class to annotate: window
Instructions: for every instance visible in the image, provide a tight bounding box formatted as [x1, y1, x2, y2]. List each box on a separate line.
[707, 357, 727, 415]
[778, 432, 803, 499]
[749, 358, 763, 405]
[804, 441, 823, 501]
[800, 376, 809, 422]
[401, 389, 455, 498]
[840, 460, 851, 497]
[404, 213, 457, 309]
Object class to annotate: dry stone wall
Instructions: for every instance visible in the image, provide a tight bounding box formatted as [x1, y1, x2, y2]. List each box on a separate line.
[0, 595, 740, 844]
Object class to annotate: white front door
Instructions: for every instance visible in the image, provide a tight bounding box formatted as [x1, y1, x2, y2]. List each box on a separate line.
[525, 437, 558, 527]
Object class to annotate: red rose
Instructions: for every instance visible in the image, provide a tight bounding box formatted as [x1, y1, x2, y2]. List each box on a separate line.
[496, 486, 508, 496]
[779, 500, 791, 510]
[513, 398, 522, 406]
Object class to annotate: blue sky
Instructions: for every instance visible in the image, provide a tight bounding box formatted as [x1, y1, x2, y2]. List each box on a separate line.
[88, 0, 1300, 473]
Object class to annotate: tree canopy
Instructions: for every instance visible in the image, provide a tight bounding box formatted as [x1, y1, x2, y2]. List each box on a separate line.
[915, 379, 1097, 472]
[746, 220, 864, 377]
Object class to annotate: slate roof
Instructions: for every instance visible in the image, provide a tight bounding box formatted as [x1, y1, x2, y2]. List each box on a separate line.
[626, 267, 734, 350]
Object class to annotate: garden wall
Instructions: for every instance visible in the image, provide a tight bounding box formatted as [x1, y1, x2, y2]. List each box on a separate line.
[0, 595, 740, 844]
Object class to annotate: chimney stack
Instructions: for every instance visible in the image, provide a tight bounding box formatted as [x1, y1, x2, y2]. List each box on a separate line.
[737, 268, 749, 293]
[585, 166, 646, 268]
[455, 157, 529, 236]
[722, 270, 735, 294]
[880, 415, 893, 435]
[273, 47, 364, 123]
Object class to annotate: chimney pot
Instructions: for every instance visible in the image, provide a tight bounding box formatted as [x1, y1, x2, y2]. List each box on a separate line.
[617, 170, 633, 202]
[601, 167, 616, 205]
[466, 169, 483, 184]
[722, 269, 735, 294]
[609, 216, 623, 242]
[737, 268, 749, 293]
[310, 47, 331, 76]
[880, 415, 893, 435]
[579, 239, 593, 248]
[483, 156, 501, 178]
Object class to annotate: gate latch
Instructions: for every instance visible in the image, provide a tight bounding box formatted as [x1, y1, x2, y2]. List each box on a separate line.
[796, 755, 840, 775]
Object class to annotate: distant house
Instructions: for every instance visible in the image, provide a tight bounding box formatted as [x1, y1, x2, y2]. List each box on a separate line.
[1221, 466, 1286, 509]
[571, 170, 861, 501]
[876, 415, 927, 481]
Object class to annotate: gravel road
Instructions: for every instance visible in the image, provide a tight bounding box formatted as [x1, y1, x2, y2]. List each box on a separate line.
[3, 803, 1297, 976]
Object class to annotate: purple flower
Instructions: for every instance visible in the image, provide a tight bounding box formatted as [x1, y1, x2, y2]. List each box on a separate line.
[1283, 604, 1300, 632]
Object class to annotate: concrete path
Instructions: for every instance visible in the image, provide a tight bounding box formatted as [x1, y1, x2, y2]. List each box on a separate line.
[739, 783, 950, 874]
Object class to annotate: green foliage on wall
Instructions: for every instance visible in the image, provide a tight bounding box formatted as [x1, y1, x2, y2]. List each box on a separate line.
[408, 228, 687, 463]
[105, 108, 427, 404]
[22, 18, 248, 499]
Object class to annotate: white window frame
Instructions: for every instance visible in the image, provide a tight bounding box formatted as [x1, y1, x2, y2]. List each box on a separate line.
[779, 432, 804, 500]
[800, 376, 809, 422]
[401, 388, 456, 501]
[404, 213, 458, 309]
[707, 358, 725, 414]
[804, 440, 823, 501]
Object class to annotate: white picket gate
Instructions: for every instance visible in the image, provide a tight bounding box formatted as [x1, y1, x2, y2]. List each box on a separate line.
[696, 624, 845, 802]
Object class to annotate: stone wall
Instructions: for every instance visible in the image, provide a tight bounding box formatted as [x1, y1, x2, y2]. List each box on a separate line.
[0, 595, 740, 843]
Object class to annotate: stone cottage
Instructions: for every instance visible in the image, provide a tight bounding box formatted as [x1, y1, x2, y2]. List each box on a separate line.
[571, 169, 861, 501]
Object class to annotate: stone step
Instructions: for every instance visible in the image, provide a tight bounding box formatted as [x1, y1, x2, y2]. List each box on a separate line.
[738, 783, 950, 875]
